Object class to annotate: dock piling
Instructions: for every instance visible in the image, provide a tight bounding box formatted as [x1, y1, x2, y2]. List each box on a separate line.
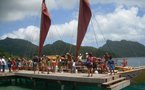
[72, 82, 76, 90]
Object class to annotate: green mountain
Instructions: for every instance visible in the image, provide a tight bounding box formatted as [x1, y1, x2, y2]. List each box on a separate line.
[43, 40, 107, 57]
[100, 40, 145, 57]
[0, 38, 107, 58]
[0, 48, 11, 58]
[0, 37, 37, 57]
[1, 38, 145, 58]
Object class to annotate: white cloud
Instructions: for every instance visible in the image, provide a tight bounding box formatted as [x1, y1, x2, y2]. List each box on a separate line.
[1, 26, 40, 45]
[1, 0, 145, 22]
[0, 0, 41, 22]
[83, 6, 145, 47]
[91, 0, 145, 8]
[0, 0, 57, 22]
[0, 20, 78, 45]
[0, 0, 77, 22]
[46, 19, 78, 44]
[1, 6, 145, 47]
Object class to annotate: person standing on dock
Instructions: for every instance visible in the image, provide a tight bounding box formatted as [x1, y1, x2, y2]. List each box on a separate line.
[72, 57, 76, 73]
[47, 59, 51, 74]
[122, 58, 128, 67]
[108, 55, 115, 75]
[12, 58, 17, 72]
[86, 53, 94, 77]
[104, 53, 110, 73]
[32, 56, 39, 74]
[0, 57, 2, 72]
[1, 56, 6, 72]
[7, 58, 12, 72]
[77, 53, 83, 61]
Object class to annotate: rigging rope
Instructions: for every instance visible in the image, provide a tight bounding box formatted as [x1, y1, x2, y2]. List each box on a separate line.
[68, 20, 77, 54]
[92, 11, 138, 58]
[90, 19, 99, 48]
[92, 13, 114, 54]
[51, 20, 70, 55]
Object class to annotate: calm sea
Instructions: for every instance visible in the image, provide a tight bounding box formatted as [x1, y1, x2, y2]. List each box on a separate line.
[0, 57, 145, 90]
[115, 57, 145, 67]
[0, 86, 31, 90]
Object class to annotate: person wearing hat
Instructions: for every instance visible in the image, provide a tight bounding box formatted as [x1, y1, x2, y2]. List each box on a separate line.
[85, 52, 89, 58]
[77, 53, 83, 61]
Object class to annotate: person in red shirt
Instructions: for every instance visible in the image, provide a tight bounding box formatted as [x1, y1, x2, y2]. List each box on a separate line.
[12, 58, 16, 72]
[122, 59, 128, 67]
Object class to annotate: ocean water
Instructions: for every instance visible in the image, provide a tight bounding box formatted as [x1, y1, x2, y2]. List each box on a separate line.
[0, 83, 145, 90]
[0, 86, 31, 90]
[0, 77, 101, 90]
[0, 57, 145, 90]
[123, 82, 145, 90]
[115, 57, 145, 67]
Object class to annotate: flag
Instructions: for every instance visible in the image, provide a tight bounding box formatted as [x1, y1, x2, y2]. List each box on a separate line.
[76, 0, 92, 57]
[38, 0, 51, 56]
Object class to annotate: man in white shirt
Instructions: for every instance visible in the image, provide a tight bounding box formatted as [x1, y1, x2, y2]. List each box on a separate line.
[0, 57, 2, 72]
[1, 56, 7, 72]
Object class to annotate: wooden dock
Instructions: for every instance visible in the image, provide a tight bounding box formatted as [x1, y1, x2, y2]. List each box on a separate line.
[0, 70, 130, 90]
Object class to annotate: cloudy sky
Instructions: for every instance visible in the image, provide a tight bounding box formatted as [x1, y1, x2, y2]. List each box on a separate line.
[0, 0, 145, 48]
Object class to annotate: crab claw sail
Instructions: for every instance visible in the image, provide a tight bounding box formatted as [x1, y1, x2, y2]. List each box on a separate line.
[38, 0, 51, 56]
[76, 0, 92, 57]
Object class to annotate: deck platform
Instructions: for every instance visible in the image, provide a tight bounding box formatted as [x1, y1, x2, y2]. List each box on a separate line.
[0, 70, 130, 90]
[15, 71, 119, 84]
[0, 71, 15, 77]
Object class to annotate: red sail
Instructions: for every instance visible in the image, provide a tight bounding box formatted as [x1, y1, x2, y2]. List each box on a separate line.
[38, 0, 51, 56]
[76, 0, 92, 56]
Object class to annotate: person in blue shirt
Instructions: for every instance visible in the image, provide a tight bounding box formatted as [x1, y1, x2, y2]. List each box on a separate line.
[7, 58, 12, 72]
[108, 55, 115, 75]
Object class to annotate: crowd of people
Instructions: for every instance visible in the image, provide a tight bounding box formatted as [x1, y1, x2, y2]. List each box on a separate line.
[85, 53, 116, 77]
[0, 53, 128, 77]
[0, 56, 33, 73]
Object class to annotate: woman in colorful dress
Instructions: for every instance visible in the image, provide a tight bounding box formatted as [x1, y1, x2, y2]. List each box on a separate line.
[12, 58, 17, 72]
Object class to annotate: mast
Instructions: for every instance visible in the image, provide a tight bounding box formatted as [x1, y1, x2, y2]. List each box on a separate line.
[38, 0, 51, 57]
[76, 0, 92, 58]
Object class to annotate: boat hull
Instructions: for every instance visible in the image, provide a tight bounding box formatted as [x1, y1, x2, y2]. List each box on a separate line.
[119, 67, 145, 84]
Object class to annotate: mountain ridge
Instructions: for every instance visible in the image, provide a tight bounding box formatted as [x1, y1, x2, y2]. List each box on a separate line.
[0, 38, 145, 57]
[100, 40, 145, 57]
